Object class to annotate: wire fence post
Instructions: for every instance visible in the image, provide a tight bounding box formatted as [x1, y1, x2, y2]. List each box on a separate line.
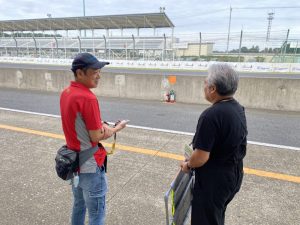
[199, 32, 202, 59]
[293, 41, 298, 63]
[238, 29, 243, 62]
[281, 29, 290, 62]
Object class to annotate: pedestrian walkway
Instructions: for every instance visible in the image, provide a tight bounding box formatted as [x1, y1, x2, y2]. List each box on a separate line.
[0, 109, 299, 225]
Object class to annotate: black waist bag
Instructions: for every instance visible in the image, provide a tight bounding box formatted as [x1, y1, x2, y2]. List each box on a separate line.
[55, 144, 99, 181]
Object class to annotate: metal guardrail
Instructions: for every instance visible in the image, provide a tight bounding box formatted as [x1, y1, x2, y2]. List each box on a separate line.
[0, 56, 300, 73]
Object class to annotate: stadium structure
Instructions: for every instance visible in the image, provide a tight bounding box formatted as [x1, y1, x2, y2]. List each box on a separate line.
[0, 13, 175, 60]
[0, 13, 215, 61]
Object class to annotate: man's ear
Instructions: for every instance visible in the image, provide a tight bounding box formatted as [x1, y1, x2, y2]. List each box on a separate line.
[209, 84, 217, 94]
[76, 69, 84, 78]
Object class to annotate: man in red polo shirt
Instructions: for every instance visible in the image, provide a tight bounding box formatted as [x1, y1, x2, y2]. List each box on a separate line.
[60, 52, 128, 225]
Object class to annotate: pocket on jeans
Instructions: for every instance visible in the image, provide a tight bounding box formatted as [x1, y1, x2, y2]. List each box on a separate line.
[98, 168, 108, 192]
[88, 191, 105, 214]
[89, 190, 103, 198]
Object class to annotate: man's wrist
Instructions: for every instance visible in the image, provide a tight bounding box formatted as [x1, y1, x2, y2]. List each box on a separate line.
[186, 161, 191, 170]
[100, 128, 106, 140]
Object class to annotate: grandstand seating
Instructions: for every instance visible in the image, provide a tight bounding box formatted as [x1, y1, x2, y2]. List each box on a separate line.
[0, 36, 173, 59]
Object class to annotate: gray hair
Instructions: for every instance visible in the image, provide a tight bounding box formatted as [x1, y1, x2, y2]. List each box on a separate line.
[207, 63, 239, 96]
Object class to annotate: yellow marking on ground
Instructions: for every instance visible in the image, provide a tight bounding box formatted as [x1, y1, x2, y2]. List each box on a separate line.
[244, 168, 300, 184]
[1, 123, 300, 184]
[0, 124, 65, 140]
[113, 143, 184, 161]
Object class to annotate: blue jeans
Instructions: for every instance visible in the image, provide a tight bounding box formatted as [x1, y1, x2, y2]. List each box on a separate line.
[71, 166, 108, 225]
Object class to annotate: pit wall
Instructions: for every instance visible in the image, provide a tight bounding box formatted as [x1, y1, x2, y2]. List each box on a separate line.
[0, 66, 299, 112]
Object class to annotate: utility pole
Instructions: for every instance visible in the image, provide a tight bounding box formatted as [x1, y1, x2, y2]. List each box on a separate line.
[226, 6, 232, 54]
[266, 12, 274, 42]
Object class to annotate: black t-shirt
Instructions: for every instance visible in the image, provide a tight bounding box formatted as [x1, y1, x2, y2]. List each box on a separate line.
[192, 98, 247, 165]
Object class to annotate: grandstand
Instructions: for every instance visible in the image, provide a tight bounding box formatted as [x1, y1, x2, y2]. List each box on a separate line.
[0, 36, 173, 60]
[0, 13, 175, 60]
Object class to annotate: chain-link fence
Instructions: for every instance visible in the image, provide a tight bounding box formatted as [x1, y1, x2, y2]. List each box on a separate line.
[174, 30, 300, 63]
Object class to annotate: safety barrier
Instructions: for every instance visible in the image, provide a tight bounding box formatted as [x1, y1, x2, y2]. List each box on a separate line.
[0, 60, 299, 111]
[0, 56, 300, 73]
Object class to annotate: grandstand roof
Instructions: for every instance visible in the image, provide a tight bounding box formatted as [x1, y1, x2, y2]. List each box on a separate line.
[0, 13, 174, 32]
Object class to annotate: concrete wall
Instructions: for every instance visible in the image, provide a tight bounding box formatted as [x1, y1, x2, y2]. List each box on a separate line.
[0, 68, 71, 92]
[172, 76, 300, 111]
[0, 67, 299, 112]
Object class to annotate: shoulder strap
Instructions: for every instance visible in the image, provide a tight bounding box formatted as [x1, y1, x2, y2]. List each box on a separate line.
[78, 145, 99, 167]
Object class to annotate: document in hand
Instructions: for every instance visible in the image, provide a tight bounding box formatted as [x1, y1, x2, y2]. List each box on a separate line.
[164, 169, 194, 225]
[184, 144, 193, 160]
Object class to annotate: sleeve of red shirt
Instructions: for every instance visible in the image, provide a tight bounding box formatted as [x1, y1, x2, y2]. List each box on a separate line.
[82, 99, 102, 130]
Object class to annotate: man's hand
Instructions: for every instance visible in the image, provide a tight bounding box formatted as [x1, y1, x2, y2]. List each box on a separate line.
[180, 161, 190, 173]
[115, 120, 129, 131]
[98, 120, 129, 140]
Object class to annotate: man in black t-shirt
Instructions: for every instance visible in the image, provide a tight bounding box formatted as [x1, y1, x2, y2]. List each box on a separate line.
[180, 63, 247, 225]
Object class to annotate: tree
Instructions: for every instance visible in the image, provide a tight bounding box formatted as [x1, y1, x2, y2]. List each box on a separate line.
[249, 45, 259, 53]
[241, 47, 248, 53]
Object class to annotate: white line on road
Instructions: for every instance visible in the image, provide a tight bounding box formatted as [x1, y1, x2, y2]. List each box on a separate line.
[1, 107, 300, 151]
[0, 107, 61, 118]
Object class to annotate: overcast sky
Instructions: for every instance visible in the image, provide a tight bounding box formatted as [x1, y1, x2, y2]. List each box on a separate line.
[1, 0, 300, 36]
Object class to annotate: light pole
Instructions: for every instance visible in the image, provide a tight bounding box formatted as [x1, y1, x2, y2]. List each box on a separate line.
[83, 0, 86, 16]
[83, 0, 86, 37]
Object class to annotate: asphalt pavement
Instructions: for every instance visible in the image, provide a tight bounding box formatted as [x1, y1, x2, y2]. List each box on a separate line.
[0, 87, 299, 148]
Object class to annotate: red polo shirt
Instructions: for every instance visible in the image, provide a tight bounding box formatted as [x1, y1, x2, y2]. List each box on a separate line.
[60, 81, 106, 169]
